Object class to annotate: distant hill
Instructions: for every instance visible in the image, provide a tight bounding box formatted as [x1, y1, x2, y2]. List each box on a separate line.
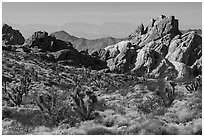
[51, 30, 122, 53]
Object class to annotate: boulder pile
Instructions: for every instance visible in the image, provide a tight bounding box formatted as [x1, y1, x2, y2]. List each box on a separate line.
[24, 31, 74, 52]
[23, 31, 107, 70]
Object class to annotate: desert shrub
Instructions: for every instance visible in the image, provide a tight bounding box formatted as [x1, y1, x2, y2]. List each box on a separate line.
[136, 94, 167, 115]
[70, 85, 98, 121]
[30, 67, 38, 81]
[2, 119, 33, 135]
[76, 120, 117, 135]
[136, 79, 177, 116]
[176, 125, 193, 135]
[155, 80, 177, 107]
[125, 119, 175, 135]
[192, 118, 202, 135]
[177, 108, 195, 123]
[31, 126, 52, 135]
[35, 89, 80, 127]
[6, 75, 32, 107]
[126, 124, 142, 135]
[102, 114, 130, 128]
[2, 107, 13, 119]
[135, 119, 173, 135]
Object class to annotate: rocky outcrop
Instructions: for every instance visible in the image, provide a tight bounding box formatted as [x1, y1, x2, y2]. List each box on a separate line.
[2, 24, 25, 45]
[166, 31, 202, 66]
[21, 31, 107, 70]
[50, 49, 80, 63]
[100, 41, 137, 73]
[130, 15, 181, 48]
[80, 53, 108, 70]
[38, 48, 107, 70]
[24, 31, 73, 52]
[93, 15, 201, 81]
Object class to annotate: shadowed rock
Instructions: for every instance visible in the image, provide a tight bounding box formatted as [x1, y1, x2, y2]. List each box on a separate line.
[2, 24, 25, 45]
[24, 31, 73, 52]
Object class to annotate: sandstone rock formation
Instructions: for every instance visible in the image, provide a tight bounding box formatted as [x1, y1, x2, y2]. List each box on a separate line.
[2, 24, 25, 45]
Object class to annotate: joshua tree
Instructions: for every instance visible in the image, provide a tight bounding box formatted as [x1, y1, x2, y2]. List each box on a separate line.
[71, 86, 98, 121]
[5, 74, 32, 107]
[7, 86, 24, 107]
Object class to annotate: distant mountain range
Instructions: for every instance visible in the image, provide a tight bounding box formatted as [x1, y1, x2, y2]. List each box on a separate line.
[7, 22, 138, 39]
[6, 22, 201, 40]
[51, 30, 122, 53]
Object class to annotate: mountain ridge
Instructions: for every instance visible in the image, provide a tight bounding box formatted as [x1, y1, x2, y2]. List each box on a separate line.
[51, 30, 122, 53]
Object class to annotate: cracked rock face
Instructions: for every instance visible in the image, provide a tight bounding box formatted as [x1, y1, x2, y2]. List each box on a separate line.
[166, 31, 202, 66]
[2, 24, 25, 45]
[129, 15, 181, 48]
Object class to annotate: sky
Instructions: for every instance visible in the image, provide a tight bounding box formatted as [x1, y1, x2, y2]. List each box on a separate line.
[2, 2, 202, 29]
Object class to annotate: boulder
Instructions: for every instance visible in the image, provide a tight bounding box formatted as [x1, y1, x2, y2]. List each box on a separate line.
[132, 45, 163, 76]
[24, 31, 73, 52]
[103, 41, 138, 73]
[104, 41, 130, 55]
[166, 31, 202, 66]
[149, 58, 177, 79]
[2, 24, 25, 45]
[170, 61, 194, 82]
[80, 53, 108, 70]
[146, 61, 192, 83]
[49, 49, 80, 64]
[147, 59, 194, 82]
